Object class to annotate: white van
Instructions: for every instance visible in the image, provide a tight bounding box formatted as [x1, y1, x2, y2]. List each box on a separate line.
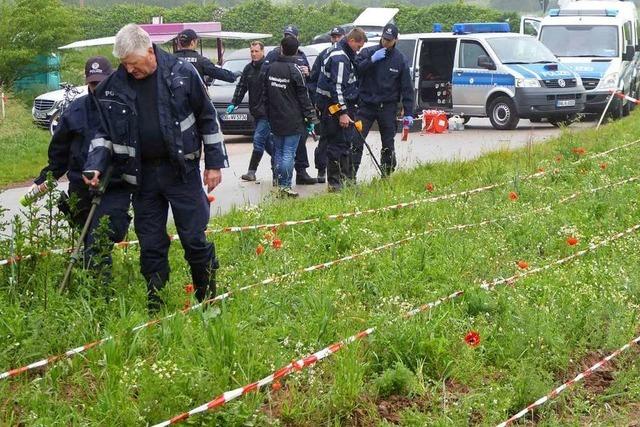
[396, 23, 586, 130]
[522, 1, 640, 117]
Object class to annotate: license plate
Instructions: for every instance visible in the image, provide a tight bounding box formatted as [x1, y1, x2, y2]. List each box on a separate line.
[556, 99, 576, 107]
[221, 113, 248, 121]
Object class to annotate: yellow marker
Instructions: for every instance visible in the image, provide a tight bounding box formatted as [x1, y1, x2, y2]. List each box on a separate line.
[328, 104, 342, 115]
[354, 120, 363, 132]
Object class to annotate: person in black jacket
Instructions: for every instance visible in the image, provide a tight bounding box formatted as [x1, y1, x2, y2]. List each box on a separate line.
[228, 41, 273, 182]
[31, 56, 131, 280]
[263, 25, 318, 186]
[263, 36, 318, 198]
[83, 24, 228, 312]
[173, 29, 237, 86]
[355, 24, 414, 176]
[308, 26, 345, 184]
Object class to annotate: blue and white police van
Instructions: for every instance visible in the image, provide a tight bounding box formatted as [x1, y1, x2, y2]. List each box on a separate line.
[395, 22, 586, 130]
[522, 1, 640, 117]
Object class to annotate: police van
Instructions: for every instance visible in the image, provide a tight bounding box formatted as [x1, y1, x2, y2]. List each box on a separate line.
[395, 22, 586, 130]
[522, 1, 640, 117]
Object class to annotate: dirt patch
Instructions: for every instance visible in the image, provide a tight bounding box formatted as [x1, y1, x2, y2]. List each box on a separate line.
[580, 352, 617, 394]
[376, 394, 429, 424]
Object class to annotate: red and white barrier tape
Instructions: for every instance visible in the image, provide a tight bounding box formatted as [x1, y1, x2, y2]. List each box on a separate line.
[610, 89, 640, 105]
[151, 291, 465, 427]
[2, 138, 638, 268]
[497, 332, 640, 427]
[2, 176, 636, 381]
[481, 222, 640, 291]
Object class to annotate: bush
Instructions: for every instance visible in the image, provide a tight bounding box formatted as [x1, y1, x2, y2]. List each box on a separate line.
[373, 361, 418, 397]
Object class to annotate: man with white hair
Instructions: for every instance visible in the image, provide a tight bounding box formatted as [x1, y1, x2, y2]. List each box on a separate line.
[83, 24, 228, 312]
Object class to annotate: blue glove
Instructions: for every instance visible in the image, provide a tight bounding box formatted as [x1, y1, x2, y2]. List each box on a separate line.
[306, 122, 315, 134]
[371, 48, 387, 63]
[403, 116, 414, 127]
[226, 104, 237, 114]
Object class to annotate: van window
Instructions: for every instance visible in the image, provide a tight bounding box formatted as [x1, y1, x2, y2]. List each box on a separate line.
[624, 21, 633, 47]
[540, 25, 619, 57]
[459, 40, 490, 68]
[396, 39, 417, 65]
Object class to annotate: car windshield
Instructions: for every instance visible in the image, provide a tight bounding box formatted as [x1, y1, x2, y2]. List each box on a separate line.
[487, 37, 557, 64]
[540, 25, 619, 58]
[214, 59, 248, 86]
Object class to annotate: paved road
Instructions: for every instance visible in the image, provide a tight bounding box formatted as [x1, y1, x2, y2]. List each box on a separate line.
[0, 118, 592, 225]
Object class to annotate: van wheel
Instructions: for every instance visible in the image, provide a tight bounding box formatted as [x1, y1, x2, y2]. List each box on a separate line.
[488, 96, 519, 130]
[610, 98, 624, 119]
[623, 99, 631, 117]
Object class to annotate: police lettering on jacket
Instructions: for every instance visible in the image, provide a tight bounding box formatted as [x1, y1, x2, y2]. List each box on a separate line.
[84, 45, 228, 187]
[355, 44, 414, 115]
[174, 49, 236, 85]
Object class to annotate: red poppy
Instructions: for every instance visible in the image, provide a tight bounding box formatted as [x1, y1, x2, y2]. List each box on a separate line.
[464, 331, 480, 348]
[571, 147, 586, 156]
[508, 191, 519, 201]
[272, 381, 282, 391]
[566, 236, 578, 246]
[256, 244, 265, 255]
[425, 182, 434, 192]
[537, 167, 544, 173]
[207, 194, 215, 203]
[600, 162, 607, 170]
[271, 226, 278, 234]
[555, 155, 563, 163]
[185, 284, 195, 294]
[272, 238, 282, 249]
[517, 260, 529, 270]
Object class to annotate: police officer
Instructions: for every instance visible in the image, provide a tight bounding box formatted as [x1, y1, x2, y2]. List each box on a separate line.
[263, 25, 318, 185]
[308, 26, 345, 184]
[315, 28, 366, 191]
[31, 56, 131, 281]
[173, 29, 237, 85]
[83, 24, 228, 312]
[228, 41, 274, 182]
[355, 23, 414, 177]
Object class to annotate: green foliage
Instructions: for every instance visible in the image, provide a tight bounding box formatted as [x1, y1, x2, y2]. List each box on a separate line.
[373, 361, 417, 397]
[0, 0, 78, 86]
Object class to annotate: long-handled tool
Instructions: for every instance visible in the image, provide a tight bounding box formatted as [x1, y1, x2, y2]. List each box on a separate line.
[59, 166, 113, 292]
[596, 85, 624, 130]
[352, 120, 384, 177]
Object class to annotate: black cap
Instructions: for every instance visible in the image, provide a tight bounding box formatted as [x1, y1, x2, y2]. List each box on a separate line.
[84, 56, 113, 84]
[381, 23, 399, 40]
[330, 26, 345, 36]
[178, 29, 198, 44]
[283, 25, 299, 38]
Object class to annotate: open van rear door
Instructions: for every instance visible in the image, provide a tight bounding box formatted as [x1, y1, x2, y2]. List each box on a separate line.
[520, 17, 542, 37]
[353, 7, 399, 27]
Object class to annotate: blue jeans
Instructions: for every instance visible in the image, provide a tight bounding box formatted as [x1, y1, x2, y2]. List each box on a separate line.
[272, 134, 301, 188]
[253, 118, 273, 155]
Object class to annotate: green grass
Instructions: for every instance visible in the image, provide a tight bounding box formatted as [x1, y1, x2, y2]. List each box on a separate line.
[2, 113, 640, 425]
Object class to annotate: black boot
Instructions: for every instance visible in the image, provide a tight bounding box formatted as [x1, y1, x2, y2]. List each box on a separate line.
[146, 270, 169, 314]
[327, 161, 342, 192]
[296, 169, 318, 185]
[191, 259, 218, 303]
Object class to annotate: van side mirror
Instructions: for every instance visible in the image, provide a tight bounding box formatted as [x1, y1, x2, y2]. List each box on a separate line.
[624, 45, 635, 61]
[477, 55, 496, 70]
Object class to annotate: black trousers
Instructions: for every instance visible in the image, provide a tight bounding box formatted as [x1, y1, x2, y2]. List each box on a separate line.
[356, 102, 399, 176]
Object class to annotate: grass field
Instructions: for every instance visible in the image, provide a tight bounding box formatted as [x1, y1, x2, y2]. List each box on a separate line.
[1, 113, 640, 426]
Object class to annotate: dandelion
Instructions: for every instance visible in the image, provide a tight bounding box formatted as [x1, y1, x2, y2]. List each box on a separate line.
[517, 260, 529, 269]
[508, 191, 519, 201]
[464, 331, 481, 348]
[272, 239, 282, 249]
[425, 182, 434, 192]
[256, 244, 265, 255]
[566, 236, 579, 246]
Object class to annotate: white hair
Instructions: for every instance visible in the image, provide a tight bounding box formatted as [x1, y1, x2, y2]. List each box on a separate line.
[113, 24, 152, 59]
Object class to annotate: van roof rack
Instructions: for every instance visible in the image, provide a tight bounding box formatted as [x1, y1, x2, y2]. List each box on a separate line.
[452, 22, 510, 35]
[549, 8, 619, 17]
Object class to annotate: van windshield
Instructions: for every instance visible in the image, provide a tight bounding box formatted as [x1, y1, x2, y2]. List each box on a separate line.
[487, 37, 557, 64]
[539, 25, 619, 58]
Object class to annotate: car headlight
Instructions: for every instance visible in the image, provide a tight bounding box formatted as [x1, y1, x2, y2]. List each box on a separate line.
[516, 78, 541, 88]
[597, 72, 620, 89]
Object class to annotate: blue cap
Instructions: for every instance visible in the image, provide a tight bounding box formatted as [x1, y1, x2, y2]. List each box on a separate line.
[381, 23, 399, 40]
[284, 25, 299, 38]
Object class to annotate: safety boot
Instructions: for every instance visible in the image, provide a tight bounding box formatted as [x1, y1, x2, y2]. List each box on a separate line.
[296, 169, 318, 185]
[190, 260, 217, 303]
[146, 270, 169, 314]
